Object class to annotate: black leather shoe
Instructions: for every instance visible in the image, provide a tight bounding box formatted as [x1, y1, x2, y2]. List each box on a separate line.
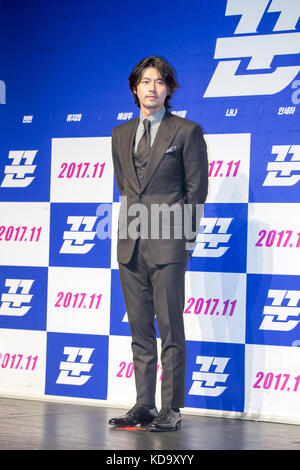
[108, 404, 158, 427]
[147, 407, 181, 432]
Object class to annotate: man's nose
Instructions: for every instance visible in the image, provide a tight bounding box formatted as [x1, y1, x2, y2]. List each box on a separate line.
[148, 81, 156, 92]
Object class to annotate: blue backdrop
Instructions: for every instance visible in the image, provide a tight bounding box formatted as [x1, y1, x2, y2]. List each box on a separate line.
[0, 0, 299, 423]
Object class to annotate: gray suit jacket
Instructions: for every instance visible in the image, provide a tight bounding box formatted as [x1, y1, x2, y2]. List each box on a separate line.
[111, 111, 209, 264]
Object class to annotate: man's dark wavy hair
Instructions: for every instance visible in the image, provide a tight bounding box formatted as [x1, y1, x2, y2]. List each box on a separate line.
[128, 56, 179, 111]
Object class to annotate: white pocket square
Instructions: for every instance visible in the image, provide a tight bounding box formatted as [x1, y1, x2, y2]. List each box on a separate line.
[165, 145, 177, 154]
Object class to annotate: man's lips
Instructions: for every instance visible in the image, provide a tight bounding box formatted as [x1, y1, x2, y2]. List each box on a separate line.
[146, 95, 157, 99]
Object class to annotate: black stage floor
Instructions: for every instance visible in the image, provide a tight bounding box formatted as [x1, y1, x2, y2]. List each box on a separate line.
[0, 397, 299, 451]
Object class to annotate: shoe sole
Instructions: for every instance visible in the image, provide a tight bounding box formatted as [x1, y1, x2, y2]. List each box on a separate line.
[147, 421, 181, 432]
[108, 419, 155, 427]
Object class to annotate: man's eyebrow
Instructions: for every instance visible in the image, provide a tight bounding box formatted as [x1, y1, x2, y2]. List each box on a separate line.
[141, 76, 165, 82]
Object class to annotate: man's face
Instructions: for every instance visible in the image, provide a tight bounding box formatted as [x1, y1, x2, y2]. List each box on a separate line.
[134, 67, 169, 115]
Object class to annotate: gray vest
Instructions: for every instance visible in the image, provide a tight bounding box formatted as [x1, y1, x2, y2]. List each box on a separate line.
[132, 145, 149, 188]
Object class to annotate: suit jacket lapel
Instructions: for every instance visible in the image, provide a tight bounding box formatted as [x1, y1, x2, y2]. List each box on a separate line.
[123, 117, 140, 190]
[142, 112, 180, 191]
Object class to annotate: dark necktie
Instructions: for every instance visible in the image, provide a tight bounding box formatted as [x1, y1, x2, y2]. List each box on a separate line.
[136, 119, 151, 161]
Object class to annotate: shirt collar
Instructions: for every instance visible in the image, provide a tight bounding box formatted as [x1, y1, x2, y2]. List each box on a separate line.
[139, 106, 165, 124]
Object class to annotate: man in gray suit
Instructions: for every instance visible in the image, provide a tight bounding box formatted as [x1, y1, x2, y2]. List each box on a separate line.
[108, 56, 208, 431]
